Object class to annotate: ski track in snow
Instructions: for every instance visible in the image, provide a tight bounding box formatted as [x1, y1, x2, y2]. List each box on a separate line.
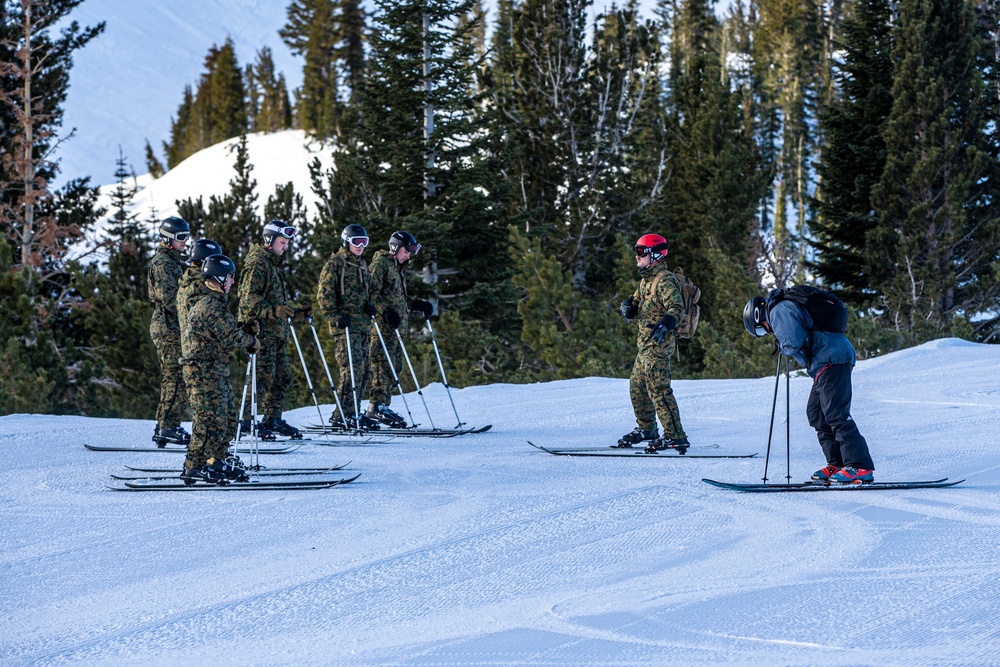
[1, 339, 999, 666]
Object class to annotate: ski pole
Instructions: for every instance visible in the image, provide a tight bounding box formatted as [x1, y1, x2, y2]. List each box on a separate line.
[344, 324, 362, 432]
[761, 354, 782, 484]
[426, 319, 463, 428]
[288, 317, 325, 427]
[234, 359, 252, 444]
[250, 352, 259, 476]
[371, 316, 415, 427]
[395, 328, 436, 430]
[308, 317, 349, 432]
[785, 354, 792, 484]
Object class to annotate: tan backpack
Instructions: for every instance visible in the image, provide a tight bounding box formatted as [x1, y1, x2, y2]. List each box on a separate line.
[649, 267, 701, 339]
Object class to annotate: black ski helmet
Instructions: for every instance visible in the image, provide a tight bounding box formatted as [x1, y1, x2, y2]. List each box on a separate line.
[189, 239, 223, 264]
[262, 220, 297, 246]
[742, 296, 769, 337]
[341, 223, 369, 249]
[388, 230, 420, 255]
[201, 254, 236, 287]
[159, 216, 190, 244]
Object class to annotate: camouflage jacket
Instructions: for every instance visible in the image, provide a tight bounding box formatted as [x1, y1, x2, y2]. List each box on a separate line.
[630, 262, 685, 350]
[369, 249, 410, 331]
[147, 244, 186, 341]
[181, 284, 253, 375]
[177, 265, 211, 336]
[317, 247, 372, 332]
[238, 243, 290, 341]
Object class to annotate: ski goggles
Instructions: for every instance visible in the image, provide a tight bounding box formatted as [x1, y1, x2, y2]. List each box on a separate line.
[634, 245, 652, 257]
[346, 235, 369, 248]
[400, 241, 421, 254]
[272, 225, 297, 239]
[164, 230, 190, 242]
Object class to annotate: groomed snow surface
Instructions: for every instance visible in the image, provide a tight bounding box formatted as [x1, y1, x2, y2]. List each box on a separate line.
[2, 338, 999, 666]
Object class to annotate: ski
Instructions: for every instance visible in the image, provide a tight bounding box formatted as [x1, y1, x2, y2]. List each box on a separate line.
[551, 444, 721, 452]
[527, 441, 757, 459]
[702, 478, 964, 492]
[106, 473, 361, 492]
[302, 424, 481, 438]
[85, 443, 300, 455]
[125, 463, 349, 474]
[112, 466, 350, 480]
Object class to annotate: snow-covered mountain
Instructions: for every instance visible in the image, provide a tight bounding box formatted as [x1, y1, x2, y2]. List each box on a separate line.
[58, 0, 301, 187]
[2, 338, 999, 665]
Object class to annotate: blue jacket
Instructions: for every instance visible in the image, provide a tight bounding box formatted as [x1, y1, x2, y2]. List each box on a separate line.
[767, 299, 856, 377]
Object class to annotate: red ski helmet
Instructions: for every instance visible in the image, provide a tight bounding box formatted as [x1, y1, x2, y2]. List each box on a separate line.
[635, 233, 669, 263]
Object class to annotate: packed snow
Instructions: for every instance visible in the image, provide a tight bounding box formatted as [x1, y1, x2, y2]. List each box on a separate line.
[2, 338, 999, 666]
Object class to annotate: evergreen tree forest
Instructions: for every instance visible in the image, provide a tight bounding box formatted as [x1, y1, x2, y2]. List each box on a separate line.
[2, 0, 998, 418]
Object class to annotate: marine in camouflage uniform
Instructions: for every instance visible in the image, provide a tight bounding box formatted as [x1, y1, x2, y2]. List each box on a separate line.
[367, 247, 411, 409]
[176, 239, 223, 338]
[180, 258, 255, 473]
[238, 238, 294, 422]
[620, 234, 688, 449]
[147, 218, 190, 442]
[317, 226, 374, 420]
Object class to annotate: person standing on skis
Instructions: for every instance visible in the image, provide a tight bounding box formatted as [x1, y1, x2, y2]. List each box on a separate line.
[365, 230, 433, 428]
[742, 290, 875, 483]
[616, 234, 690, 454]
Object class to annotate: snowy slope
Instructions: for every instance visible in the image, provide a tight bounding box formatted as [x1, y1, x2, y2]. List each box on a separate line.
[58, 0, 302, 187]
[2, 338, 999, 666]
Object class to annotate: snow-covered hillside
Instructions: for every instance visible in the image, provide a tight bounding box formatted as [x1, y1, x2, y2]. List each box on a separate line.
[2, 338, 999, 665]
[58, 0, 301, 187]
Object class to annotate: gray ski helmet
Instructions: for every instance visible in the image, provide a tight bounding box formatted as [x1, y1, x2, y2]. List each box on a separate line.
[388, 230, 420, 255]
[262, 220, 296, 246]
[201, 254, 236, 286]
[190, 238, 223, 264]
[742, 296, 768, 337]
[159, 216, 190, 243]
[341, 223, 368, 249]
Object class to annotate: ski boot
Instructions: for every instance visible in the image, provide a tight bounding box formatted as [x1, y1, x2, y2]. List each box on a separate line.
[366, 403, 407, 429]
[346, 414, 381, 431]
[209, 456, 249, 482]
[829, 467, 874, 485]
[180, 464, 229, 485]
[810, 465, 840, 484]
[152, 425, 191, 447]
[613, 427, 659, 449]
[644, 436, 690, 455]
[259, 416, 303, 440]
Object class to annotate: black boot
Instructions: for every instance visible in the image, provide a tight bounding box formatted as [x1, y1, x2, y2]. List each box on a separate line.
[366, 403, 407, 429]
[644, 436, 690, 454]
[180, 464, 229, 485]
[260, 416, 303, 439]
[153, 426, 190, 447]
[209, 456, 249, 482]
[614, 427, 659, 448]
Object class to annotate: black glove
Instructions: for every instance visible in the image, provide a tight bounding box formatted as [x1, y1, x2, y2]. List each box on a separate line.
[363, 302, 377, 317]
[647, 314, 677, 344]
[335, 314, 351, 329]
[411, 299, 433, 318]
[620, 296, 637, 320]
[294, 304, 313, 322]
[239, 316, 261, 336]
[245, 334, 261, 355]
[384, 308, 401, 329]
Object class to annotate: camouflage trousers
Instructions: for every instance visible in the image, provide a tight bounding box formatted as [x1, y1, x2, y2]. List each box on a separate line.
[368, 326, 403, 406]
[182, 365, 236, 469]
[153, 336, 188, 429]
[332, 325, 371, 418]
[255, 336, 292, 419]
[629, 340, 686, 439]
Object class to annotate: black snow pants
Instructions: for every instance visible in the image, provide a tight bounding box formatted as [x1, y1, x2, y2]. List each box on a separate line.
[806, 363, 875, 470]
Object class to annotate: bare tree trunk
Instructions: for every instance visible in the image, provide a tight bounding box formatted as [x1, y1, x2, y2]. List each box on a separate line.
[21, 0, 35, 268]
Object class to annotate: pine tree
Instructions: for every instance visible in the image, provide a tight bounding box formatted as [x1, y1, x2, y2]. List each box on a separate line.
[104, 148, 149, 300]
[871, 0, 1000, 337]
[144, 139, 165, 178]
[164, 85, 194, 168]
[247, 47, 293, 132]
[809, 0, 894, 305]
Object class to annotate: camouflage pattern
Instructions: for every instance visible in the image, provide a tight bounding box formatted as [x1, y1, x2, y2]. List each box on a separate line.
[317, 247, 373, 417]
[238, 242, 293, 416]
[147, 244, 186, 341]
[176, 265, 210, 336]
[368, 325, 402, 406]
[180, 284, 253, 469]
[626, 262, 687, 439]
[368, 249, 409, 405]
[147, 244, 188, 429]
[238, 243, 291, 341]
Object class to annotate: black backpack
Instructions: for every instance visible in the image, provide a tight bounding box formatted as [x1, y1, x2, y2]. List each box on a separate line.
[766, 285, 848, 333]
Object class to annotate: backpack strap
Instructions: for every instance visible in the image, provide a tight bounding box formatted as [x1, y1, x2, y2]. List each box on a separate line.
[648, 270, 666, 309]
